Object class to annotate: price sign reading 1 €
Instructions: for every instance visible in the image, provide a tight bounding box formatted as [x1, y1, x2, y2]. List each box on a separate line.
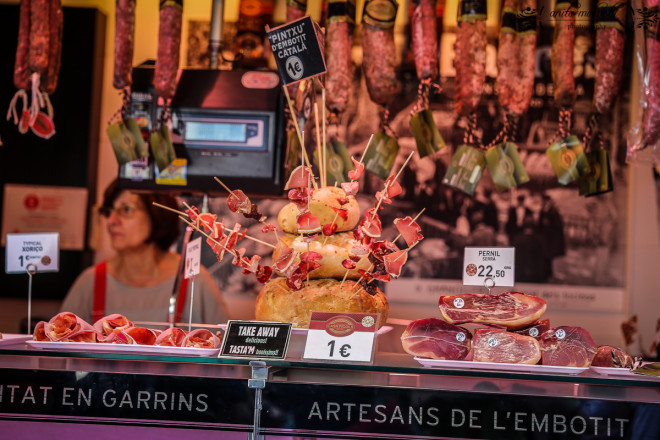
[462, 247, 515, 287]
[302, 312, 379, 363]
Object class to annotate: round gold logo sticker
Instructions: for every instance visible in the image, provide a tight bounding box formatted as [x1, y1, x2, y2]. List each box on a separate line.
[326, 316, 356, 337]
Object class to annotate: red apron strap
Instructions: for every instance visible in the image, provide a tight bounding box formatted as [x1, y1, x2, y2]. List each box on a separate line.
[92, 261, 107, 323]
[175, 277, 190, 323]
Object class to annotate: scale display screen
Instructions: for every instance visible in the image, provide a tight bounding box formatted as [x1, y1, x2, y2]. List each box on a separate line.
[185, 121, 247, 143]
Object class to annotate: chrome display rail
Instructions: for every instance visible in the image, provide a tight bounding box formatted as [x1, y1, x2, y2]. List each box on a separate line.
[0, 344, 659, 440]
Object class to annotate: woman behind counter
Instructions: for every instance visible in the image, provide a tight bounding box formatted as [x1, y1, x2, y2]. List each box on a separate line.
[61, 179, 229, 325]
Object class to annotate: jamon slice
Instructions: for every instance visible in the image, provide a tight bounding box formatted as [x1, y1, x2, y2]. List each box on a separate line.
[155, 327, 188, 347]
[438, 292, 546, 330]
[45, 312, 98, 342]
[401, 318, 472, 360]
[93, 314, 135, 342]
[512, 319, 550, 340]
[472, 329, 541, 365]
[590, 345, 633, 368]
[182, 329, 221, 349]
[106, 326, 159, 345]
[32, 321, 49, 341]
[539, 326, 597, 367]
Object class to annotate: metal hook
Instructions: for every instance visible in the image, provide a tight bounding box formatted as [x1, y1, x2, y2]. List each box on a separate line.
[484, 276, 495, 295]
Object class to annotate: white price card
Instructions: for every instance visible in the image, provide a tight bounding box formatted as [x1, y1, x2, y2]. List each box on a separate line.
[5, 233, 60, 274]
[303, 312, 379, 363]
[462, 247, 515, 287]
[184, 237, 202, 279]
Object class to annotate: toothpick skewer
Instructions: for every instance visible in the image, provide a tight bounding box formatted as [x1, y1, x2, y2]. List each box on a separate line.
[283, 86, 317, 189]
[314, 102, 324, 188]
[152, 202, 187, 217]
[322, 88, 327, 188]
[214, 177, 238, 199]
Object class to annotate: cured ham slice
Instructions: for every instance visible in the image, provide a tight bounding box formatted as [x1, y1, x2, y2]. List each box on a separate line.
[155, 327, 188, 347]
[93, 314, 134, 342]
[285, 165, 313, 190]
[472, 329, 541, 365]
[394, 216, 423, 247]
[589, 345, 633, 368]
[33, 321, 49, 341]
[438, 292, 547, 330]
[226, 189, 251, 214]
[348, 157, 364, 181]
[183, 329, 221, 348]
[512, 319, 550, 340]
[45, 312, 97, 342]
[401, 318, 472, 360]
[106, 326, 159, 345]
[539, 326, 597, 367]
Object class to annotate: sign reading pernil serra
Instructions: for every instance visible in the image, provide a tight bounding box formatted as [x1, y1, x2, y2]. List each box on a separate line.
[266, 15, 326, 85]
[220, 320, 292, 359]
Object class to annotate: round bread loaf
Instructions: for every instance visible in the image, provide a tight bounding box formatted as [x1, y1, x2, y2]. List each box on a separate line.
[255, 278, 389, 328]
[277, 186, 360, 234]
[273, 232, 371, 279]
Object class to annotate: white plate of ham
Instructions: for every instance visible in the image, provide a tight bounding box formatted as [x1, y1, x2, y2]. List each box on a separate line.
[0, 334, 32, 348]
[414, 357, 589, 375]
[26, 340, 220, 357]
[589, 366, 636, 376]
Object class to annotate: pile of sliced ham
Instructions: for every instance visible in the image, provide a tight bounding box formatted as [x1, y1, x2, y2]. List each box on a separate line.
[403, 291, 632, 369]
[33, 312, 222, 349]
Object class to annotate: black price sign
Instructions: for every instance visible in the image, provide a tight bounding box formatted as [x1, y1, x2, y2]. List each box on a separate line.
[267, 15, 326, 85]
[220, 320, 292, 359]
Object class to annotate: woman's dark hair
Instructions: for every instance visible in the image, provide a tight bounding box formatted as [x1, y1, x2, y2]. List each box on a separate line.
[102, 179, 181, 251]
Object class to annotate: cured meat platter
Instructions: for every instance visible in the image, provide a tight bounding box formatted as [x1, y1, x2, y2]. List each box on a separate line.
[26, 340, 220, 357]
[413, 357, 589, 375]
[0, 334, 32, 348]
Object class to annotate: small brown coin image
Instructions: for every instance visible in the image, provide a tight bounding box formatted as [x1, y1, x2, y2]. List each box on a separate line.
[41, 256, 51, 266]
[466, 264, 477, 276]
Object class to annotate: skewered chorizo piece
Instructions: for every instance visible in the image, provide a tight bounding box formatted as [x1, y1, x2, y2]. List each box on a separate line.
[154, 0, 183, 100]
[361, 0, 399, 107]
[411, 0, 438, 81]
[113, 0, 136, 90]
[551, 0, 577, 108]
[454, 0, 487, 117]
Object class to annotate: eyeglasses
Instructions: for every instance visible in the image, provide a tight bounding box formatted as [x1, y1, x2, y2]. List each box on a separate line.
[99, 204, 141, 218]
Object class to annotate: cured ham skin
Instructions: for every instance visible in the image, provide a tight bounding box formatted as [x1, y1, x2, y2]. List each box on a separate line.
[401, 318, 472, 360]
[512, 318, 550, 340]
[540, 326, 597, 367]
[93, 313, 134, 342]
[472, 329, 541, 364]
[45, 312, 97, 342]
[438, 292, 547, 330]
[183, 329, 221, 349]
[591, 345, 633, 368]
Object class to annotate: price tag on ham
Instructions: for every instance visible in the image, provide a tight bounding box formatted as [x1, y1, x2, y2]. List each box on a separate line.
[184, 237, 201, 279]
[462, 247, 514, 287]
[5, 232, 59, 274]
[303, 312, 379, 363]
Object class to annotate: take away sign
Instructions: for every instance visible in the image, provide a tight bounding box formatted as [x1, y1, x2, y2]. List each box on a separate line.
[267, 15, 326, 85]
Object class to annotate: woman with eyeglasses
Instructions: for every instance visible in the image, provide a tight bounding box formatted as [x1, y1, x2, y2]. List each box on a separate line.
[60, 179, 229, 325]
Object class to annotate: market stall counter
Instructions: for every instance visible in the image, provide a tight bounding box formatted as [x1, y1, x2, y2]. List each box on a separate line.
[0, 333, 659, 440]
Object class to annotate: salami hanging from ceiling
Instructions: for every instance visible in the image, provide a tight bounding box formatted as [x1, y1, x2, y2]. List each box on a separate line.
[6, 0, 62, 139]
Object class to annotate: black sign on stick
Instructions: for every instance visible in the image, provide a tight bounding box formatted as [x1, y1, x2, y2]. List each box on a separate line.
[220, 320, 292, 359]
[266, 15, 326, 85]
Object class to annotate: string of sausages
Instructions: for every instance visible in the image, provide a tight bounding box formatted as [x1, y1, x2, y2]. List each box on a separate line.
[7, 0, 62, 139]
[410, 0, 439, 115]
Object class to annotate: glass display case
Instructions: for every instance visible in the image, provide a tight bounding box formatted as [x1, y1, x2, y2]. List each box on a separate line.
[1, 337, 658, 440]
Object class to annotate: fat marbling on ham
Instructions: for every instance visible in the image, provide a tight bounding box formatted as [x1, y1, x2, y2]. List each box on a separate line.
[401, 318, 472, 360]
[590, 345, 633, 368]
[472, 328, 541, 364]
[540, 326, 597, 367]
[438, 292, 546, 330]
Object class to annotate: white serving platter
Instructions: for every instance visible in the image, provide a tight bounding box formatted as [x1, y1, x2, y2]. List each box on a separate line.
[26, 340, 220, 357]
[414, 357, 589, 375]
